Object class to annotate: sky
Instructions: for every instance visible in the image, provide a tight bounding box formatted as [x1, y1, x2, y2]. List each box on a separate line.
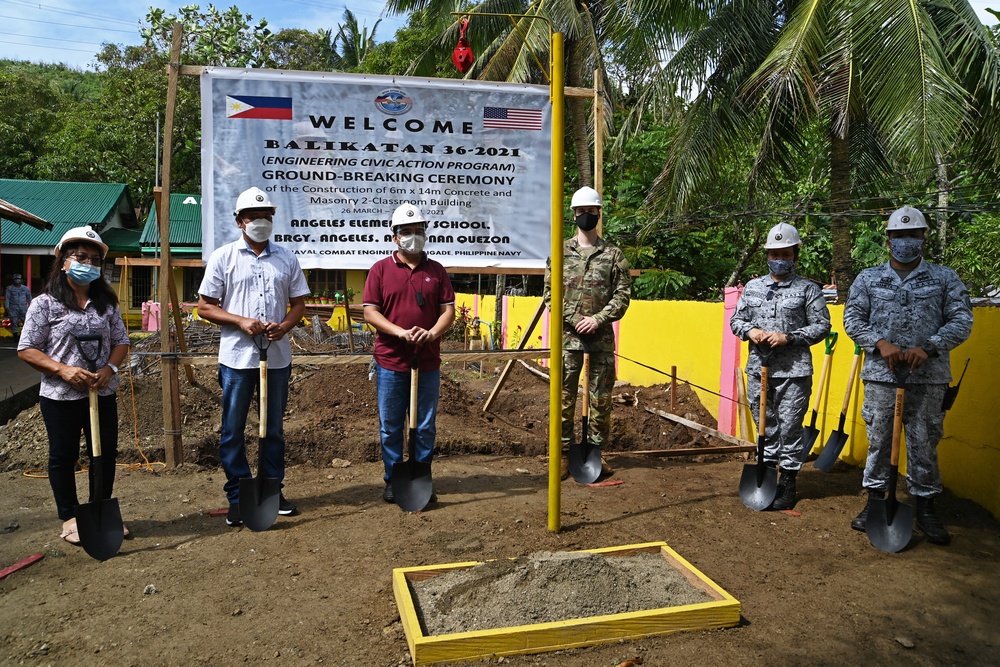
[1, 0, 998, 71]
[0, 0, 407, 71]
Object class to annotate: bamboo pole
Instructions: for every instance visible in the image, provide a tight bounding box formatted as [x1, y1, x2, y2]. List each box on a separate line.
[159, 23, 184, 467]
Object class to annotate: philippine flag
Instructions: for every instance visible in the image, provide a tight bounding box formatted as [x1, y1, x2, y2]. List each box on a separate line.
[225, 95, 293, 120]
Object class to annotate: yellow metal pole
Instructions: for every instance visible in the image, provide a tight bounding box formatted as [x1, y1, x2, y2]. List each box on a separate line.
[548, 30, 565, 533]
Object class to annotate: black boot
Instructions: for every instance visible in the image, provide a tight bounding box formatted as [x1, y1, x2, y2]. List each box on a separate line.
[916, 496, 950, 545]
[772, 470, 797, 510]
[851, 490, 884, 531]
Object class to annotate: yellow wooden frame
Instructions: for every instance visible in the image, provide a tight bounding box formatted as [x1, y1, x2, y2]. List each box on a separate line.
[392, 541, 740, 665]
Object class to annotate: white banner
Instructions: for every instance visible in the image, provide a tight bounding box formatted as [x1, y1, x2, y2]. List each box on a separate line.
[200, 68, 553, 269]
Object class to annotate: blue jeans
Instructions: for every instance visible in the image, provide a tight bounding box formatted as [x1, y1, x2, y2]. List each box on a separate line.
[375, 362, 440, 483]
[218, 363, 291, 504]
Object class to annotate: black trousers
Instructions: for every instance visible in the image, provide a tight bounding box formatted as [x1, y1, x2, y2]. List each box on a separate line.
[40, 395, 119, 520]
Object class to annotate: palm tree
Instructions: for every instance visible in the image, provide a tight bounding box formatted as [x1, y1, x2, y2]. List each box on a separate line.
[332, 9, 382, 71]
[383, 0, 620, 190]
[610, 0, 1000, 297]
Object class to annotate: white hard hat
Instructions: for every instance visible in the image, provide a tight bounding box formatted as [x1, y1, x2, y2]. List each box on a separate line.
[570, 186, 602, 209]
[764, 222, 802, 249]
[886, 206, 928, 231]
[391, 203, 428, 231]
[234, 187, 276, 216]
[55, 226, 108, 259]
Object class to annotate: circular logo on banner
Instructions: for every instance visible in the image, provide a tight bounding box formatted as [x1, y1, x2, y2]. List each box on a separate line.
[374, 89, 413, 115]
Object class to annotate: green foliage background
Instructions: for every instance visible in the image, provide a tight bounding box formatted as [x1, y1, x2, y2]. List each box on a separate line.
[2, 2, 999, 299]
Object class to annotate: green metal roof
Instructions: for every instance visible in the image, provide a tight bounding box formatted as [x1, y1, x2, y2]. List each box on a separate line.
[141, 193, 203, 251]
[101, 227, 142, 253]
[0, 179, 137, 247]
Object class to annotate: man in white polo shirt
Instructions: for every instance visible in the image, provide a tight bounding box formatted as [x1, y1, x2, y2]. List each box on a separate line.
[197, 187, 310, 527]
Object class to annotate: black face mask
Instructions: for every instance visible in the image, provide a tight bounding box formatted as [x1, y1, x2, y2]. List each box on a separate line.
[576, 212, 600, 231]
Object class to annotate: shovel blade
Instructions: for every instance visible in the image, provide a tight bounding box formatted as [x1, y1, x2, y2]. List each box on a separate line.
[392, 459, 433, 512]
[739, 462, 778, 511]
[866, 497, 913, 553]
[568, 441, 602, 484]
[76, 497, 124, 562]
[239, 476, 281, 532]
[814, 431, 849, 472]
[797, 426, 820, 462]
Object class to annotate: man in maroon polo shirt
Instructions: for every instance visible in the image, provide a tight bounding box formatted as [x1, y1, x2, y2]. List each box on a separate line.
[363, 203, 456, 504]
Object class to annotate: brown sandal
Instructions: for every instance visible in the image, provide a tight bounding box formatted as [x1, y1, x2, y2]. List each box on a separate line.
[59, 519, 81, 545]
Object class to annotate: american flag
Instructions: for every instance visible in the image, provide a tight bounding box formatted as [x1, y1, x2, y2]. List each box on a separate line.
[483, 106, 543, 131]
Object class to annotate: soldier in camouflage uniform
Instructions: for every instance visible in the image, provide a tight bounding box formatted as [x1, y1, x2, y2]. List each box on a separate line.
[543, 187, 631, 478]
[730, 222, 831, 510]
[843, 206, 973, 545]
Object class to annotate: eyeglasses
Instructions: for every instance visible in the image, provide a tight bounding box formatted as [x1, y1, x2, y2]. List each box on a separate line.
[67, 252, 103, 265]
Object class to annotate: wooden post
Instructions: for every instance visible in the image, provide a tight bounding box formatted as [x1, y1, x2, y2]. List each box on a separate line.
[482, 298, 546, 412]
[153, 187, 196, 386]
[159, 23, 184, 468]
[670, 365, 677, 413]
[594, 68, 604, 234]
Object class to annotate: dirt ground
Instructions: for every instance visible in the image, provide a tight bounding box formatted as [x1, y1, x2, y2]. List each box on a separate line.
[1, 322, 999, 666]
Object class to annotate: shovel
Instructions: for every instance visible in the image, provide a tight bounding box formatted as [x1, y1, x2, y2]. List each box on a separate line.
[239, 336, 280, 532]
[74, 333, 124, 561]
[740, 346, 778, 510]
[569, 352, 602, 484]
[392, 350, 433, 512]
[866, 367, 914, 553]
[797, 332, 837, 461]
[814, 343, 862, 472]
[942, 358, 970, 411]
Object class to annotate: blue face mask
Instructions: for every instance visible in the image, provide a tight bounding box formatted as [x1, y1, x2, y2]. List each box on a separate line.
[889, 237, 924, 263]
[767, 259, 795, 277]
[66, 261, 102, 285]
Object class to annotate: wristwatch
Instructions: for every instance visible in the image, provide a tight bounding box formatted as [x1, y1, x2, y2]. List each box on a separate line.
[786, 333, 796, 345]
[106, 363, 119, 374]
[921, 342, 938, 357]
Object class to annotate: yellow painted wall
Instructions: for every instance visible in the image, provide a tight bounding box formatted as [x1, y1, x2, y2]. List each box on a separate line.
[484, 293, 1000, 518]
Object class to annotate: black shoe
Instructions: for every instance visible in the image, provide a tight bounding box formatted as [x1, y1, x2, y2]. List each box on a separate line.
[226, 503, 242, 527]
[429, 492, 438, 503]
[278, 494, 299, 516]
[382, 484, 395, 503]
[772, 470, 797, 511]
[851, 490, 883, 531]
[916, 496, 950, 545]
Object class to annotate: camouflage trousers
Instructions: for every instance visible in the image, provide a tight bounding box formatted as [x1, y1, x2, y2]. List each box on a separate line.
[861, 381, 947, 497]
[746, 374, 811, 471]
[561, 350, 616, 448]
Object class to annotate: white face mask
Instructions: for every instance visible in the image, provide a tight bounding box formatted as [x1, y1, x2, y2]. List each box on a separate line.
[397, 233, 426, 254]
[244, 218, 273, 243]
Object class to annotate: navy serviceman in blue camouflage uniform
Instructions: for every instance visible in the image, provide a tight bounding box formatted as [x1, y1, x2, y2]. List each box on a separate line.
[843, 206, 973, 545]
[731, 222, 832, 510]
[543, 187, 631, 478]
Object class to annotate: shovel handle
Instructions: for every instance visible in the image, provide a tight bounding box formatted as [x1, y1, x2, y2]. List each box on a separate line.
[824, 332, 838, 355]
[88, 388, 102, 458]
[409, 364, 419, 430]
[259, 357, 268, 439]
[839, 347, 863, 414]
[581, 353, 591, 414]
[890, 386, 904, 467]
[810, 347, 835, 412]
[758, 365, 769, 436]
